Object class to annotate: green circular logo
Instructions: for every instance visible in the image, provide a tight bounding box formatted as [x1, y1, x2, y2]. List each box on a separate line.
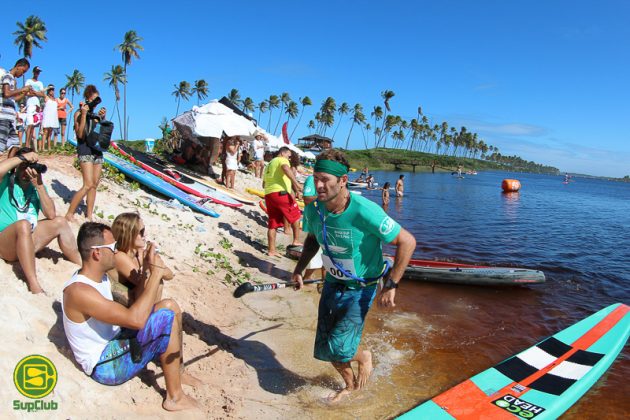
[495, 399, 510, 408]
[13, 355, 57, 399]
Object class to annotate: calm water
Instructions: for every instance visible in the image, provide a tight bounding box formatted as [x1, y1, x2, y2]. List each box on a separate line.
[311, 170, 629, 418]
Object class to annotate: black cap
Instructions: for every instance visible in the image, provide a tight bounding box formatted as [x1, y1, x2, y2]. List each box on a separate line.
[33, 66, 42, 73]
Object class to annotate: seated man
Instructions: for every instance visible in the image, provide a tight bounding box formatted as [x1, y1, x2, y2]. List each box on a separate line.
[0, 147, 80, 293]
[62, 222, 200, 411]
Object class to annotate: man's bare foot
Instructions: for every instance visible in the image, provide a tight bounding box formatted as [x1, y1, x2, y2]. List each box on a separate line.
[181, 371, 205, 388]
[267, 252, 279, 257]
[356, 350, 373, 390]
[291, 242, 303, 247]
[162, 393, 199, 411]
[327, 387, 353, 403]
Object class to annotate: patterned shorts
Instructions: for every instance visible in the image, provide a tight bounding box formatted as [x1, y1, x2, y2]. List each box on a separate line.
[314, 282, 377, 363]
[91, 308, 174, 385]
[0, 119, 19, 153]
[78, 154, 104, 164]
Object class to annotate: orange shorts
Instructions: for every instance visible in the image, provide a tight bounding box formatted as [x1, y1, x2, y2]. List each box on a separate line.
[265, 192, 302, 229]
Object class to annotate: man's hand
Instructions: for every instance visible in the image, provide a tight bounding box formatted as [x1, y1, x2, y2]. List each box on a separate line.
[24, 167, 43, 187]
[22, 151, 38, 163]
[378, 288, 396, 308]
[292, 272, 304, 290]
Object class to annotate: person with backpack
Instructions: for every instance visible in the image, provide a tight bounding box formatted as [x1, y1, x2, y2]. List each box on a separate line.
[66, 85, 107, 222]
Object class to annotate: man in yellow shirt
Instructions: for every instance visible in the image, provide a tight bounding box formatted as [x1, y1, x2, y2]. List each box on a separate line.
[263, 147, 303, 256]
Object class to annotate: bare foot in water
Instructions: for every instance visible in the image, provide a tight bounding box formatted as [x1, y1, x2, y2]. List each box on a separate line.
[181, 371, 205, 388]
[162, 393, 199, 411]
[327, 387, 353, 403]
[356, 350, 373, 390]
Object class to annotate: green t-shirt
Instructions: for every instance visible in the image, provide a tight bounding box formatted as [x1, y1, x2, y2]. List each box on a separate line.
[263, 156, 291, 195]
[303, 193, 401, 284]
[303, 176, 316, 198]
[0, 174, 41, 232]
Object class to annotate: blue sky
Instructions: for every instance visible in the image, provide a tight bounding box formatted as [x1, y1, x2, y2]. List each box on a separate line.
[1, 1, 628, 177]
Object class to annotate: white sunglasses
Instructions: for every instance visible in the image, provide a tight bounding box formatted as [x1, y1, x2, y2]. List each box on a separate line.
[90, 242, 117, 252]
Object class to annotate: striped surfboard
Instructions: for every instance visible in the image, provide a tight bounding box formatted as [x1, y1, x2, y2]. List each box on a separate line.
[398, 303, 630, 419]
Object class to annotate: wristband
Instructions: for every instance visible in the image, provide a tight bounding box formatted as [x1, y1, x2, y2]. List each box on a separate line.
[17, 154, 27, 162]
[383, 278, 398, 290]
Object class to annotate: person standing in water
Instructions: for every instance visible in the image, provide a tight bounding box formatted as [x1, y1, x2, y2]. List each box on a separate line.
[292, 149, 416, 402]
[382, 182, 391, 206]
[395, 174, 404, 197]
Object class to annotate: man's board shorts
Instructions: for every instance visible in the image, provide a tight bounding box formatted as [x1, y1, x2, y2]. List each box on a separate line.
[91, 308, 174, 385]
[314, 282, 377, 363]
[264, 191, 301, 229]
[0, 119, 19, 153]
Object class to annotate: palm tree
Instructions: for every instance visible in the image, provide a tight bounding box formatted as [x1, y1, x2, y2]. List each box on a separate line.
[117, 30, 143, 141]
[227, 88, 242, 107]
[103, 65, 126, 139]
[257, 100, 268, 126]
[274, 92, 291, 135]
[172, 81, 191, 117]
[13, 15, 47, 59]
[344, 104, 365, 149]
[284, 100, 299, 139]
[332, 102, 350, 140]
[192, 80, 209, 105]
[267, 95, 280, 131]
[318, 97, 336, 136]
[376, 90, 395, 147]
[64, 69, 85, 140]
[307, 120, 316, 131]
[371, 106, 383, 147]
[291, 96, 312, 138]
[242, 97, 255, 115]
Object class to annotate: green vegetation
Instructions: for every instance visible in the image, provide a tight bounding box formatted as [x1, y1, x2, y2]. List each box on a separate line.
[343, 148, 559, 175]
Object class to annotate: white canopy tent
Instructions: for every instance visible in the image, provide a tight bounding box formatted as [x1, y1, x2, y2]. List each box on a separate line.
[192, 100, 257, 138]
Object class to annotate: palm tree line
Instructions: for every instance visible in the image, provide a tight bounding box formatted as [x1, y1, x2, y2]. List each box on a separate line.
[170, 86, 501, 162]
[11, 15, 143, 141]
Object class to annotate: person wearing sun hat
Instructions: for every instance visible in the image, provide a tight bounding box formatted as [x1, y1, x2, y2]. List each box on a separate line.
[251, 130, 266, 178]
[24, 66, 45, 149]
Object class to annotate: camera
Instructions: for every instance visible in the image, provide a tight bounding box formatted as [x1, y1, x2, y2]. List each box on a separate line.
[27, 162, 48, 174]
[85, 96, 103, 121]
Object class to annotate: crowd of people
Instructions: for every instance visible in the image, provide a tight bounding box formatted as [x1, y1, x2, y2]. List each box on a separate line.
[2, 56, 416, 411]
[1, 60, 74, 155]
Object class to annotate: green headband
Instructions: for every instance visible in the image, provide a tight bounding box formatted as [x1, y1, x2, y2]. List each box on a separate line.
[314, 159, 349, 177]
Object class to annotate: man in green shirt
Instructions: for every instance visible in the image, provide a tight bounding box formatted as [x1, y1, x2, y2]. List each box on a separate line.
[0, 148, 81, 293]
[292, 149, 416, 402]
[263, 146, 303, 256]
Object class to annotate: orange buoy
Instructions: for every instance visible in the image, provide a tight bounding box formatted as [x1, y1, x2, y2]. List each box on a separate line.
[502, 179, 521, 192]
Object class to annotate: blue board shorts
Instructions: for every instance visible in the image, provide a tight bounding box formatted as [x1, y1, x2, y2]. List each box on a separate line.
[91, 308, 174, 385]
[314, 282, 377, 363]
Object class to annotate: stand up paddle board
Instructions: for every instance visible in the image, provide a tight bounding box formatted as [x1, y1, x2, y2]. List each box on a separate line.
[398, 303, 630, 419]
[112, 143, 242, 208]
[67, 139, 219, 217]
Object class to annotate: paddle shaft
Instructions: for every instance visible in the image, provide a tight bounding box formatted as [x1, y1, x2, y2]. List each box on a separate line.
[250, 279, 321, 294]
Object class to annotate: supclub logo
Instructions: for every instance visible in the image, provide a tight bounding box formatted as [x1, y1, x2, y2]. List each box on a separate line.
[379, 217, 396, 235]
[13, 355, 59, 412]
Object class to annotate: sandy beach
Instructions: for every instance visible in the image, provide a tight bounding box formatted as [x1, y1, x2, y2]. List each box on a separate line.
[0, 154, 338, 419]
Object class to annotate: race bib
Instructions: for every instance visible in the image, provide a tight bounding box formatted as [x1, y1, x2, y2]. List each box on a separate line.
[322, 254, 357, 281]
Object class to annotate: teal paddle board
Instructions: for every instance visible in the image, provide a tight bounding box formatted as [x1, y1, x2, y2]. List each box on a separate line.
[67, 139, 219, 217]
[398, 303, 630, 419]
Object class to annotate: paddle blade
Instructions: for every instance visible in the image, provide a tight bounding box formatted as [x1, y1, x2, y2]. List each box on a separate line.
[233, 282, 254, 298]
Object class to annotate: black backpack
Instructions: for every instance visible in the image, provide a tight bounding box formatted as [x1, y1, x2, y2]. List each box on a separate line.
[85, 118, 114, 152]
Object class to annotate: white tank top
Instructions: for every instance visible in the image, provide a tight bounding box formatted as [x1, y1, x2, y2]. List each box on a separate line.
[62, 272, 121, 375]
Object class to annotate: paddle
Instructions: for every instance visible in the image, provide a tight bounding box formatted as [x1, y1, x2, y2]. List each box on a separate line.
[233, 279, 322, 298]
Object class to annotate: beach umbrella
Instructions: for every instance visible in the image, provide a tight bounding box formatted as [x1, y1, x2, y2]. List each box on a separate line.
[192, 100, 257, 138]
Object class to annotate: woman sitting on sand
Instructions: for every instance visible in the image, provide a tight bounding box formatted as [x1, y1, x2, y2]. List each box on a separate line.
[111, 212, 173, 304]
